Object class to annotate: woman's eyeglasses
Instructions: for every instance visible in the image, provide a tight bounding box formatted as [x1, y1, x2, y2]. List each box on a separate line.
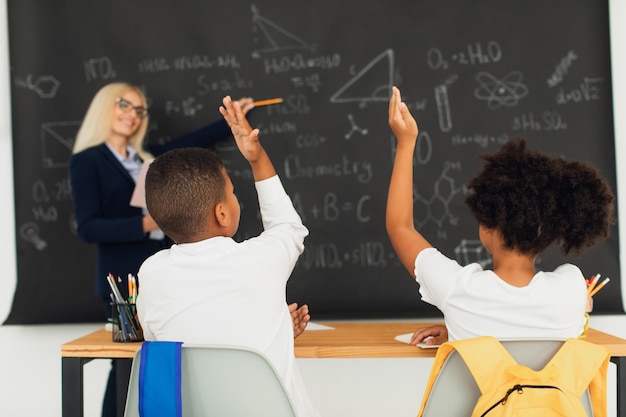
[116, 97, 148, 119]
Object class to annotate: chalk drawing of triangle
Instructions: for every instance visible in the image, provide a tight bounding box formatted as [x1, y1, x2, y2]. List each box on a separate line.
[251, 5, 313, 57]
[330, 49, 394, 104]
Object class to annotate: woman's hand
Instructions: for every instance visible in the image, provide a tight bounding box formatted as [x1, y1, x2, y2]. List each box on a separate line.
[142, 214, 159, 233]
[235, 97, 254, 115]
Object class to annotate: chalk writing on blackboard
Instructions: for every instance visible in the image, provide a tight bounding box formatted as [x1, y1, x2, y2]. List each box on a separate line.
[547, 51, 578, 88]
[451, 133, 509, 148]
[555, 77, 603, 105]
[510, 111, 567, 133]
[19, 222, 47, 251]
[299, 192, 372, 223]
[344, 114, 369, 139]
[164, 97, 203, 117]
[435, 84, 453, 132]
[331, 49, 394, 105]
[283, 154, 373, 183]
[14, 74, 60, 98]
[251, 4, 315, 58]
[84, 56, 116, 82]
[427, 42, 503, 70]
[390, 131, 434, 165]
[455, 239, 490, 268]
[41, 121, 81, 168]
[413, 161, 464, 230]
[474, 71, 529, 109]
[299, 240, 393, 270]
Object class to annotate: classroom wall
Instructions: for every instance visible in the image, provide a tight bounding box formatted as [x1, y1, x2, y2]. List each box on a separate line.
[0, 0, 15, 324]
[611, 0, 626, 305]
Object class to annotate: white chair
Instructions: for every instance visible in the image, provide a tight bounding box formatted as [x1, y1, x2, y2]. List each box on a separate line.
[123, 344, 297, 417]
[420, 340, 594, 417]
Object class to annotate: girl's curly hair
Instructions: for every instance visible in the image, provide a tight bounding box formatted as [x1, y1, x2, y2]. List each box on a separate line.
[465, 137, 615, 256]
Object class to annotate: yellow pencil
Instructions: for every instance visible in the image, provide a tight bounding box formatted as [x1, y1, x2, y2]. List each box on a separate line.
[127, 274, 132, 299]
[586, 273, 601, 296]
[251, 98, 283, 107]
[588, 277, 610, 298]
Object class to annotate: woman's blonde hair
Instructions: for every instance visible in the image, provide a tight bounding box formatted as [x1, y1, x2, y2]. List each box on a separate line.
[72, 82, 153, 160]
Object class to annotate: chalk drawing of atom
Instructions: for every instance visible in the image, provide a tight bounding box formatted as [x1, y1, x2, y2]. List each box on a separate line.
[474, 71, 528, 110]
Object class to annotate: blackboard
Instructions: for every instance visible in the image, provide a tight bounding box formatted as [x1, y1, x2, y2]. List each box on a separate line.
[5, 0, 621, 324]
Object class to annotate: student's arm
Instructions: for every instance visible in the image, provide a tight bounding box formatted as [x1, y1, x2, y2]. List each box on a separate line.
[146, 119, 231, 157]
[219, 95, 276, 181]
[386, 86, 432, 277]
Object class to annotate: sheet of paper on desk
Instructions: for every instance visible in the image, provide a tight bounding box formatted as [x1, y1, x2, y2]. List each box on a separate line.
[395, 332, 440, 348]
[305, 322, 334, 331]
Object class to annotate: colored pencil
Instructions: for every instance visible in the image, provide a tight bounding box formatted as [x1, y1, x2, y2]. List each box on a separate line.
[251, 98, 283, 107]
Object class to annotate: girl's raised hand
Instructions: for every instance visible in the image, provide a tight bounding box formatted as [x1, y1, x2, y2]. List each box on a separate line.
[388, 86, 419, 145]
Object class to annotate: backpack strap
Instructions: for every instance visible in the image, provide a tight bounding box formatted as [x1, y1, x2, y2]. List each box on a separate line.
[545, 338, 610, 417]
[546, 338, 608, 393]
[416, 336, 515, 416]
[447, 336, 519, 394]
[138, 341, 183, 417]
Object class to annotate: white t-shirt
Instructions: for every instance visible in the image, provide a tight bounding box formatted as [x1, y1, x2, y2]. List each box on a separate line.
[137, 175, 319, 417]
[414, 248, 587, 341]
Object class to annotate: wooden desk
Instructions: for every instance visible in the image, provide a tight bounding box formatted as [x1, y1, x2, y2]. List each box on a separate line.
[296, 322, 626, 358]
[61, 329, 141, 417]
[61, 322, 626, 417]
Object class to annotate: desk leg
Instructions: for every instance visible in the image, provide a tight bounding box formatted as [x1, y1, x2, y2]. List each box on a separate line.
[62, 357, 93, 417]
[612, 356, 626, 417]
[116, 358, 132, 417]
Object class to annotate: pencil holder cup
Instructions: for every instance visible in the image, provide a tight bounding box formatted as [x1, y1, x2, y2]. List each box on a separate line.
[580, 297, 593, 339]
[110, 302, 143, 343]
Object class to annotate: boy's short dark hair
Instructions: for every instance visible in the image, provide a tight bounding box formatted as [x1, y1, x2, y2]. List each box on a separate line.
[145, 148, 226, 243]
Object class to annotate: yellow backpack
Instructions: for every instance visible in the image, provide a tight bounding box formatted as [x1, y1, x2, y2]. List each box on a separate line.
[417, 336, 610, 417]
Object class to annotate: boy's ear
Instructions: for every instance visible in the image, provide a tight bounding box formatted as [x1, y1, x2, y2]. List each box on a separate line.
[214, 201, 230, 227]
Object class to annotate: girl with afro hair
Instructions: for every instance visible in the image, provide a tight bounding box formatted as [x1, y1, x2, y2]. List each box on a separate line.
[386, 86, 615, 344]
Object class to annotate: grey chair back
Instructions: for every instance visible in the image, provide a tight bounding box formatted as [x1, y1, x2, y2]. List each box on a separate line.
[124, 344, 298, 417]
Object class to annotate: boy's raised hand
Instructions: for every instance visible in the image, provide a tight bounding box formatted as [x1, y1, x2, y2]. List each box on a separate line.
[219, 95, 276, 181]
[388, 86, 419, 145]
[219, 95, 263, 163]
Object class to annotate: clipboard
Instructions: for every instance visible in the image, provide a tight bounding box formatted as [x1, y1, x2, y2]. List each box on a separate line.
[130, 159, 153, 209]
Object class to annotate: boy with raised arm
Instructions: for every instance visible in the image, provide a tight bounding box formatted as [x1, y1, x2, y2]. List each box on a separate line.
[136, 96, 320, 417]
